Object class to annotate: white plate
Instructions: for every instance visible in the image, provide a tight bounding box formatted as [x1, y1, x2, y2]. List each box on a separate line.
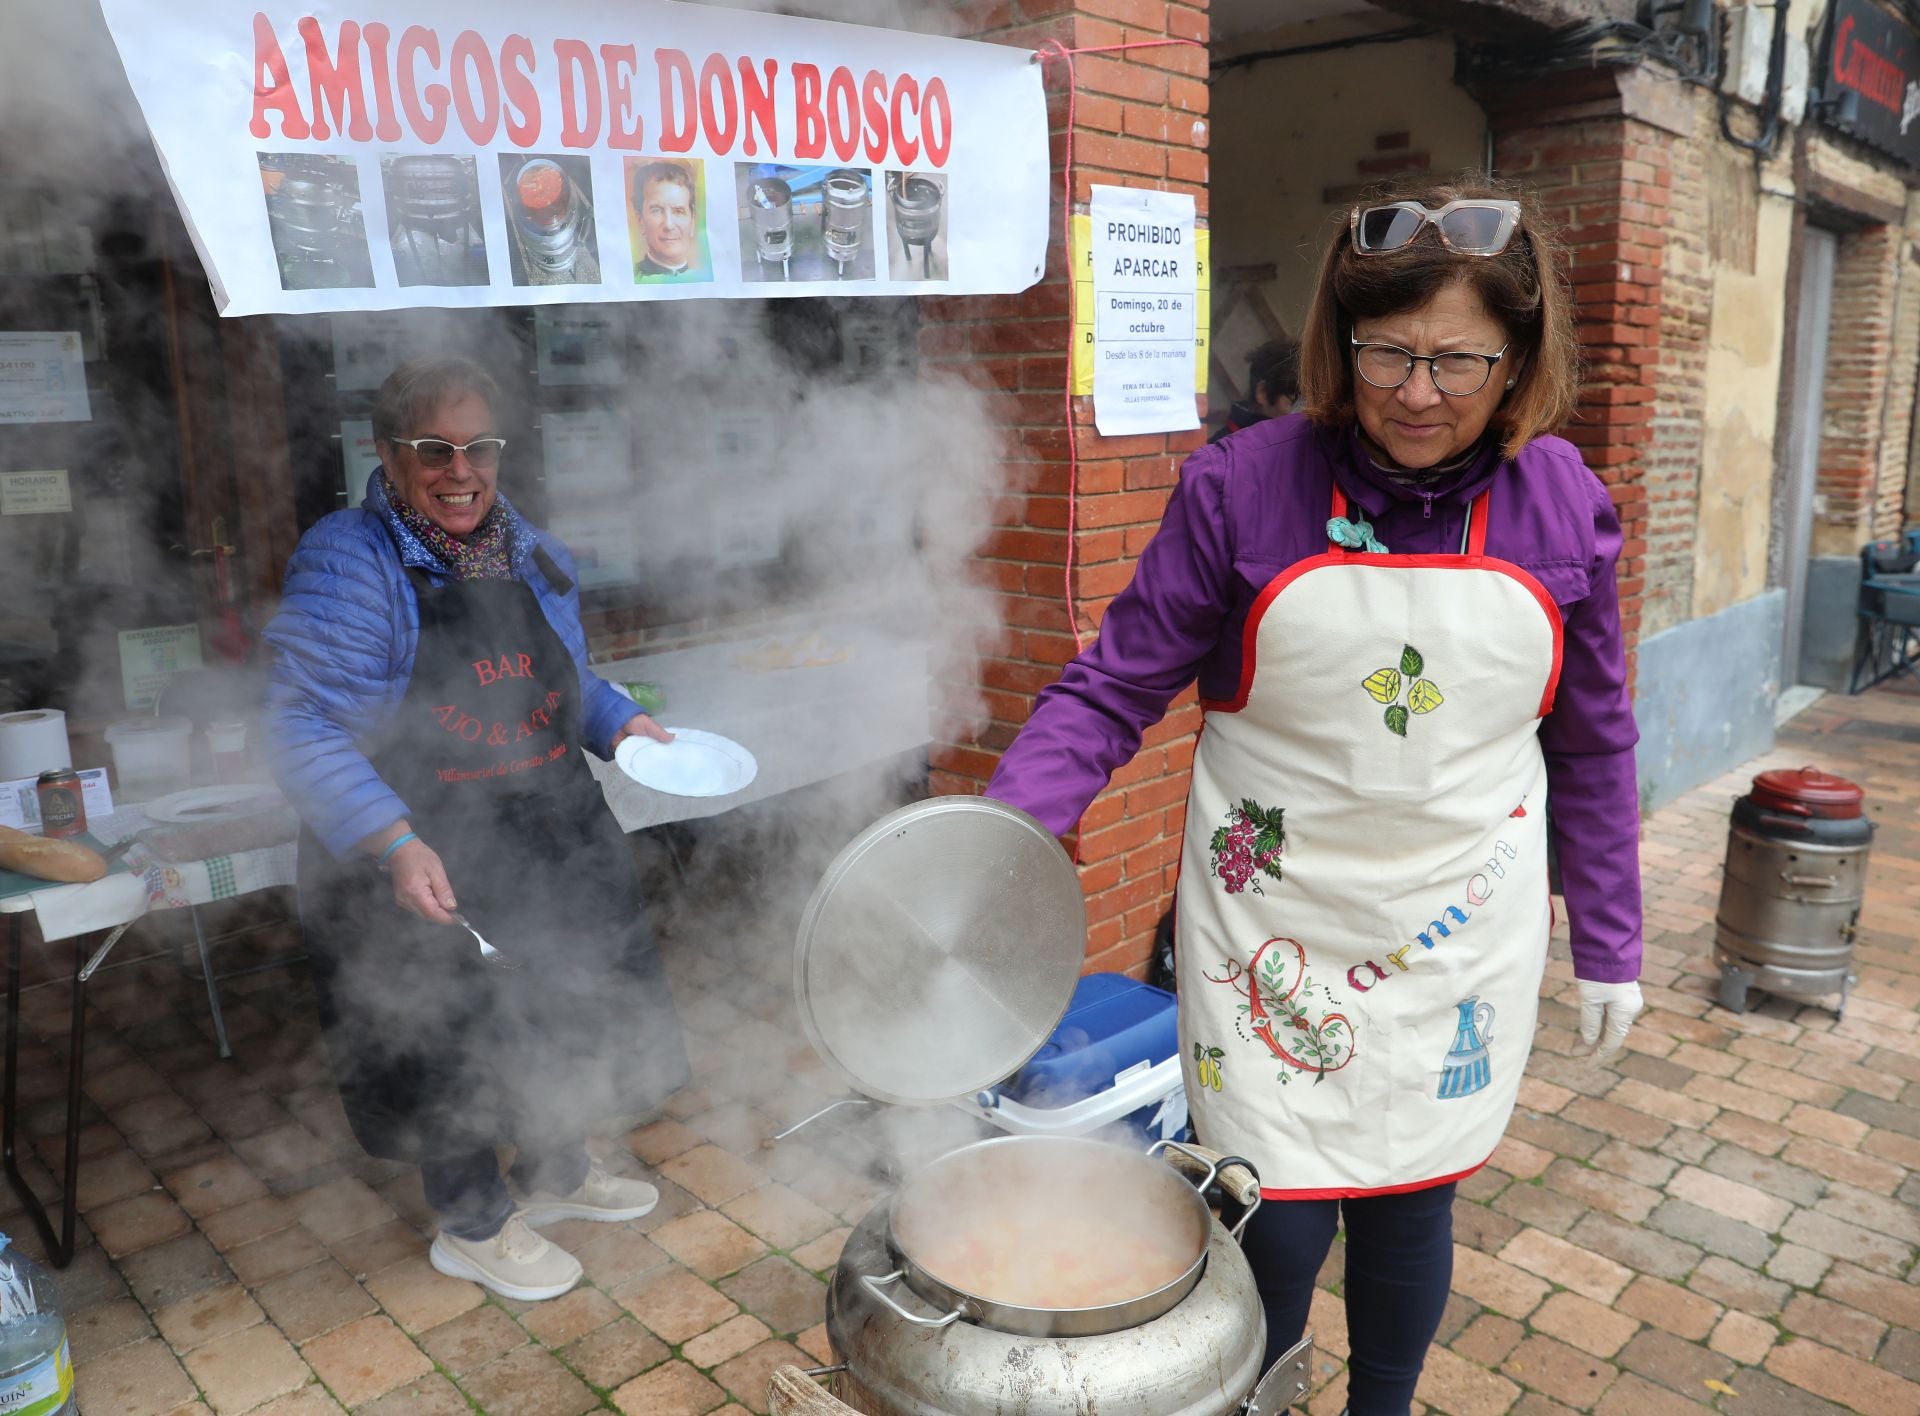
[614, 728, 758, 798]
[143, 784, 285, 824]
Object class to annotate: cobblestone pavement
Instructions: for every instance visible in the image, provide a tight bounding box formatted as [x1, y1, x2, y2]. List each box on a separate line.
[7, 681, 1918, 1414]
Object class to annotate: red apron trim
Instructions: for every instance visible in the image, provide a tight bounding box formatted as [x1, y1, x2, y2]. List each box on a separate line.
[1256, 1149, 1491, 1202]
[1329, 486, 1489, 557]
[1205, 482, 1563, 717]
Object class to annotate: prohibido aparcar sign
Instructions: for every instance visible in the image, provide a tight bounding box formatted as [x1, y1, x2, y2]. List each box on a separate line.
[96, 0, 1050, 315]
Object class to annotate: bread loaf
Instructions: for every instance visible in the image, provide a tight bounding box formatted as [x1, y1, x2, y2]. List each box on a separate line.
[0, 824, 107, 884]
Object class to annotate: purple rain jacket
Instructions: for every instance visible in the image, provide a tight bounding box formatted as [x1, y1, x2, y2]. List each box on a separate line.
[986, 413, 1643, 984]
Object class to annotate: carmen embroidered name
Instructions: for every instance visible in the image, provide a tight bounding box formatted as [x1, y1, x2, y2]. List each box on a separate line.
[1346, 839, 1519, 993]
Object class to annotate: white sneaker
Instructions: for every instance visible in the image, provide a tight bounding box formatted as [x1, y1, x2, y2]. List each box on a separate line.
[429, 1212, 583, 1301]
[517, 1157, 660, 1227]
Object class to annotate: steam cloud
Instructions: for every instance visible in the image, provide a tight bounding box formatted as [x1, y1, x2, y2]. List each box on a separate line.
[2, 0, 1071, 1209]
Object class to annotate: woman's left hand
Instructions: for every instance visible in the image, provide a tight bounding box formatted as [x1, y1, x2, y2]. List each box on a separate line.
[1576, 979, 1644, 1062]
[611, 714, 674, 750]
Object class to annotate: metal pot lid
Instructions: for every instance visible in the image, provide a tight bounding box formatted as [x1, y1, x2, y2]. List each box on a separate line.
[794, 796, 1086, 1106]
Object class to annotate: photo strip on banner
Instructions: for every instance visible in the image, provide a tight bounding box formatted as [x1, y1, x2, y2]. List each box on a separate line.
[98, 0, 1050, 315]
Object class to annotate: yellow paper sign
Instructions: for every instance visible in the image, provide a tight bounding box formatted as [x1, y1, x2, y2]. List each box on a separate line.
[1070, 214, 1209, 397]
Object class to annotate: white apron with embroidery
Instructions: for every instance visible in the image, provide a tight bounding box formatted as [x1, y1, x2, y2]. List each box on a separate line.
[1178, 483, 1563, 1197]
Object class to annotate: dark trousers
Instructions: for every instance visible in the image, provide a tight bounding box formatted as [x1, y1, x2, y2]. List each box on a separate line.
[1240, 1182, 1457, 1416]
[420, 1140, 591, 1241]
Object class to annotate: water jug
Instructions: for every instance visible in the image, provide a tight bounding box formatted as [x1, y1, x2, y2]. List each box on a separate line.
[0, 1234, 74, 1415]
[1437, 997, 1495, 1100]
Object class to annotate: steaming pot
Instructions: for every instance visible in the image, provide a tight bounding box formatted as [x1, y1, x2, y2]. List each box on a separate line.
[784, 801, 1310, 1415]
[782, 1140, 1307, 1416]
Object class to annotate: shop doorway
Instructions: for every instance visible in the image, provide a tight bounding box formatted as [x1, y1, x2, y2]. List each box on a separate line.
[1206, 3, 1487, 431]
[1779, 226, 1838, 685]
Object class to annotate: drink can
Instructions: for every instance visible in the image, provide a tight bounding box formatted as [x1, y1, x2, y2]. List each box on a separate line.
[35, 770, 86, 840]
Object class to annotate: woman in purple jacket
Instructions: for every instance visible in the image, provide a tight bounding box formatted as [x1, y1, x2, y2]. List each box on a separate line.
[987, 181, 1645, 1413]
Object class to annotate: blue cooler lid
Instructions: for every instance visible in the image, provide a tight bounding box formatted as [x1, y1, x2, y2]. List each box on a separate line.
[1000, 974, 1179, 1108]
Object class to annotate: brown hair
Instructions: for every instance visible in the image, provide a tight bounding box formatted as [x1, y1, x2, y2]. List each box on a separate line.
[632, 161, 696, 213]
[1297, 176, 1578, 460]
[371, 357, 499, 444]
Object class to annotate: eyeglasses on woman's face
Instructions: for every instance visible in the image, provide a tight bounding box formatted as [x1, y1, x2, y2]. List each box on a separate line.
[389, 436, 507, 470]
[1349, 199, 1523, 257]
[1350, 336, 1509, 397]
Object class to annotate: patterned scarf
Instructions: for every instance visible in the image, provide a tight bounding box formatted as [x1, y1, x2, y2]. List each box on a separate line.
[381, 472, 514, 581]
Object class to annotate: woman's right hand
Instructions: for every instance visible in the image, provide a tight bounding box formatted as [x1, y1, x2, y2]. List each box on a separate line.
[388, 838, 458, 924]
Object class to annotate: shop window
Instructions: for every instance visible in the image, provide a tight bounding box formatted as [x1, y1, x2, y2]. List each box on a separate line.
[0, 185, 200, 723]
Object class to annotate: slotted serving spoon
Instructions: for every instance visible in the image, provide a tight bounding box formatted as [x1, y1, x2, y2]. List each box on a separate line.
[451, 912, 513, 969]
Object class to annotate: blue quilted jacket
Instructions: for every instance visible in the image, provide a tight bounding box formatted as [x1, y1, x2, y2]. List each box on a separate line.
[263, 475, 635, 859]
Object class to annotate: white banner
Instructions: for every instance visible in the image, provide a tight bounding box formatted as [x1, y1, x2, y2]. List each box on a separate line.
[1089, 186, 1198, 436]
[97, 1, 1050, 316]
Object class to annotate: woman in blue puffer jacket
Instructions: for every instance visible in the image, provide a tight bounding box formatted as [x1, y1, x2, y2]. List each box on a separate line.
[265, 356, 688, 1305]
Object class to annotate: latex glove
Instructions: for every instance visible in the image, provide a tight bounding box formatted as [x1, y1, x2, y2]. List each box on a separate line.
[1577, 979, 1644, 1061]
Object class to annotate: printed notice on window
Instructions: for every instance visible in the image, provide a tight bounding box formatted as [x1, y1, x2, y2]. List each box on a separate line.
[1089, 187, 1198, 437]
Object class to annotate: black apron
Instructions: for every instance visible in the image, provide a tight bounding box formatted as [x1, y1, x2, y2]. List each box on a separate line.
[298, 553, 689, 1163]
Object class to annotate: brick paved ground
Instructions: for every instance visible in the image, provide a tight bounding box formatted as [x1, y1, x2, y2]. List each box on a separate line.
[6, 680, 1918, 1414]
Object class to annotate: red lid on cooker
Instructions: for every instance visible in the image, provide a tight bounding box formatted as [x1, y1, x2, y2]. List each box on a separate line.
[516, 163, 566, 218]
[1749, 767, 1864, 819]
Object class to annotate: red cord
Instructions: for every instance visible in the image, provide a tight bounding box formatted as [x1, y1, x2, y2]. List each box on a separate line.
[1036, 37, 1206, 655]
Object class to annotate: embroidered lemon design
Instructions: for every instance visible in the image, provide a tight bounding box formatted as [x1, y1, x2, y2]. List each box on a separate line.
[1362, 644, 1444, 736]
[1192, 1043, 1225, 1091]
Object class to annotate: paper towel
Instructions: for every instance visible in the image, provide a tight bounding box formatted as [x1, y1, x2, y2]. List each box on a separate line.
[0, 710, 72, 781]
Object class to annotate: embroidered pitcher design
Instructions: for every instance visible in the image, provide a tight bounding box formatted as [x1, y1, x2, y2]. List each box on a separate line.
[1207, 937, 1356, 1084]
[1437, 997, 1496, 1099]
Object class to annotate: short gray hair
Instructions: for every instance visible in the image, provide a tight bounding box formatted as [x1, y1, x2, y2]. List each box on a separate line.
[371, 357, 499, 443]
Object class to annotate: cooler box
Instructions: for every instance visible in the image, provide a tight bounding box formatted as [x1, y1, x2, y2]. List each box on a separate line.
[961, 974, 1188, 1143]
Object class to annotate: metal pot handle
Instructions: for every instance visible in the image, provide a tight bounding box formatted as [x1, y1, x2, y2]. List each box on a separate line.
[769, 1364, 860, 1415]
[1151, 1137, 1220, 1192]
[858, 1269, 964, 1328]
[1151, 1139, 1264, 1240]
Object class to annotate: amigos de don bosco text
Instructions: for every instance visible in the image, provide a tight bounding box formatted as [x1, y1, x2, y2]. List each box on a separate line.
[246, 14, 957, 168]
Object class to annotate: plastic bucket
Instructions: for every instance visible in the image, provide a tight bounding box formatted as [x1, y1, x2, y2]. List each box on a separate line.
[105, 717, 192, 803]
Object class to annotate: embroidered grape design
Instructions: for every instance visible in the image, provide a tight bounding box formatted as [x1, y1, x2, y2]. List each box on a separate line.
[1209, 799, 1286, 895]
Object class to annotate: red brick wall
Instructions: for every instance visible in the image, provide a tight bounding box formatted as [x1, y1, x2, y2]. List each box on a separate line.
[1486, 112, 1670, 675]
[1813, 224, 1910, 554]
[1642, 99, 1712, 636]
[927, 0, 1209, 976]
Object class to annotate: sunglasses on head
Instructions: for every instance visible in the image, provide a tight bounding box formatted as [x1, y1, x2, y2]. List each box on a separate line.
[1350, 199, 1523, 257]
[389, 436, 506, 470]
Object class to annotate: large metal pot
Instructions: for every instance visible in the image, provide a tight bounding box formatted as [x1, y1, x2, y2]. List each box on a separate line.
[880, 1136, 1224, 1337]
[770, 1140, 1310, 1416]
[780, 806, 1312, 1412]
[1714, 767, 1873, 1015]
[822, 169, 870, 275]
[750, 177, 795, 275]
[508, 159, 588, 276]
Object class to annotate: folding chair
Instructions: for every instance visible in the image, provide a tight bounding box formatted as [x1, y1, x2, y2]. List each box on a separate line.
[1849, 540, 1920, 693]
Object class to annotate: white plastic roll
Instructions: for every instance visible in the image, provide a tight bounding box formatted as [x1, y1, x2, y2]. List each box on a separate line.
[0, 709, 73, 781]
